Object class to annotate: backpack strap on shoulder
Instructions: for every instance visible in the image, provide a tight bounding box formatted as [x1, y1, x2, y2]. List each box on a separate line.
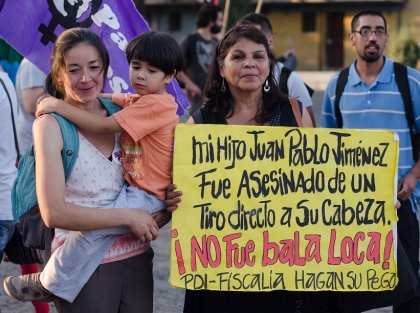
[394, 62, 414, 128]
[393, 62, 416, 160]
[334, 66, 350, 128]
[98, 97, 121, 115]
[394, 62, 411, 109]
[279, 66, 292, 96]
[50, 113, 78, 180]
[304, 83, 315, 97]
[49, 98, 119, 178]
[49, 98, 120, 178]
[278, 65, 314, 97]
[289, 97, 303, 127]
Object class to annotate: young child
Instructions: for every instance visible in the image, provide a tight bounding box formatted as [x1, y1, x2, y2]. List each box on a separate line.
[4, 31, 183, 303]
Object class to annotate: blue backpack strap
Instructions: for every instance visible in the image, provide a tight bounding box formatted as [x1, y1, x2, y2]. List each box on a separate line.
[50, 113, 79, 180]
[11, 113, 78, 222]
[36, 99, 118, 181]
[49, 97, 120, 177]
[98, 97, 121, 115]
[50, 98, 119, 177]
[12, 99, 119, 222]
[51, 98, 121, 180]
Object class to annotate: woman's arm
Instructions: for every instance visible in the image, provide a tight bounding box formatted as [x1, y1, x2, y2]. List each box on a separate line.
[36, 97, 123, 134]
[33, 115, 158, 241]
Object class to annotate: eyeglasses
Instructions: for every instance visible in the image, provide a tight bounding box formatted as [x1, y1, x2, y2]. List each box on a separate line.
[353, 28, 387, 37]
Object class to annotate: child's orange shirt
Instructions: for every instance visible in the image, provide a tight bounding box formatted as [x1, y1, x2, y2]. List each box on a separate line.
[113, 93, 178, 200]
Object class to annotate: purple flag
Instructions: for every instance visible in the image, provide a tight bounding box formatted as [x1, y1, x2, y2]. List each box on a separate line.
[0, 0, 188, 115]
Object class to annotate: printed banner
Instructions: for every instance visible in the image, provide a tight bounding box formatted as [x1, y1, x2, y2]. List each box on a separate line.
[0, 0, 188, 115]
[170, 124, 400, 292]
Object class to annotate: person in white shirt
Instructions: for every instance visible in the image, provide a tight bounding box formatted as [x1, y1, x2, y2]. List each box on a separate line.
[15, 58, 47, 152]
[0, 70, 18, 310]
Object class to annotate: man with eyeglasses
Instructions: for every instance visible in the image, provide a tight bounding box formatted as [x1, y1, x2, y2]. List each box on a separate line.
[321, 10, 420, 313]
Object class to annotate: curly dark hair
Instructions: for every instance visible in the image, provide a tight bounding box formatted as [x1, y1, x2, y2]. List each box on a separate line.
[201, 24, 288, 125]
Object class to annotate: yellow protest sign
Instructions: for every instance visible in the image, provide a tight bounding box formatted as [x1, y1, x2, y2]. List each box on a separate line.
[170, 124, 399, 292]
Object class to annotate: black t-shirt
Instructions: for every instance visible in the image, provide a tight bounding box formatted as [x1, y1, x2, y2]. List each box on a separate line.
[179, 32, 218, 90]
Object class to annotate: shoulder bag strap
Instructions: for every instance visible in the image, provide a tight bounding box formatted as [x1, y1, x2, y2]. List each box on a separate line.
[289, 97, 303, 127]
[0, 77, 20, 159]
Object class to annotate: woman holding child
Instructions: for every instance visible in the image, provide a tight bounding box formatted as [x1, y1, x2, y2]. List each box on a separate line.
[4, 28, 179, 312]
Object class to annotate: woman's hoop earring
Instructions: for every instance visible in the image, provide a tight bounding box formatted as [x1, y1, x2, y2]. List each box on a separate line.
[221, 77, 226, 93]
[264, 80, 270, 93]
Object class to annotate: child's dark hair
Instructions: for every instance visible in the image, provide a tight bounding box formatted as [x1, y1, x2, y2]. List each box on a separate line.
[125, 31, 183, 76]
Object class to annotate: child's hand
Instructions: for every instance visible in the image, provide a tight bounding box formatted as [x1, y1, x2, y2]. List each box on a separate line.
[35, 96, 63, 118]
[152, 210, 172, 229]
[165, 184, 182, 212]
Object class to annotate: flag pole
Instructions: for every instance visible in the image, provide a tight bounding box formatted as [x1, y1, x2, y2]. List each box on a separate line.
[255, 0, 264, 13]
[221, 0, 231, 35]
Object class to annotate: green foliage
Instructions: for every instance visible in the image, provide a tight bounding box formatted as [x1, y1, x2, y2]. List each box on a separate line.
[219, 0, 254, 29]
[388, 23, 419, 69]
[402, 39, 419, 68]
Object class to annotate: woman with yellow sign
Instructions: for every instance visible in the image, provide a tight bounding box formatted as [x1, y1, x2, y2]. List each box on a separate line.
[169, 24, 319, 313]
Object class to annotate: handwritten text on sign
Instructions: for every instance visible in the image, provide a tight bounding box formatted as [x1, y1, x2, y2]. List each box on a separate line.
[170, 125, 399, 292]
